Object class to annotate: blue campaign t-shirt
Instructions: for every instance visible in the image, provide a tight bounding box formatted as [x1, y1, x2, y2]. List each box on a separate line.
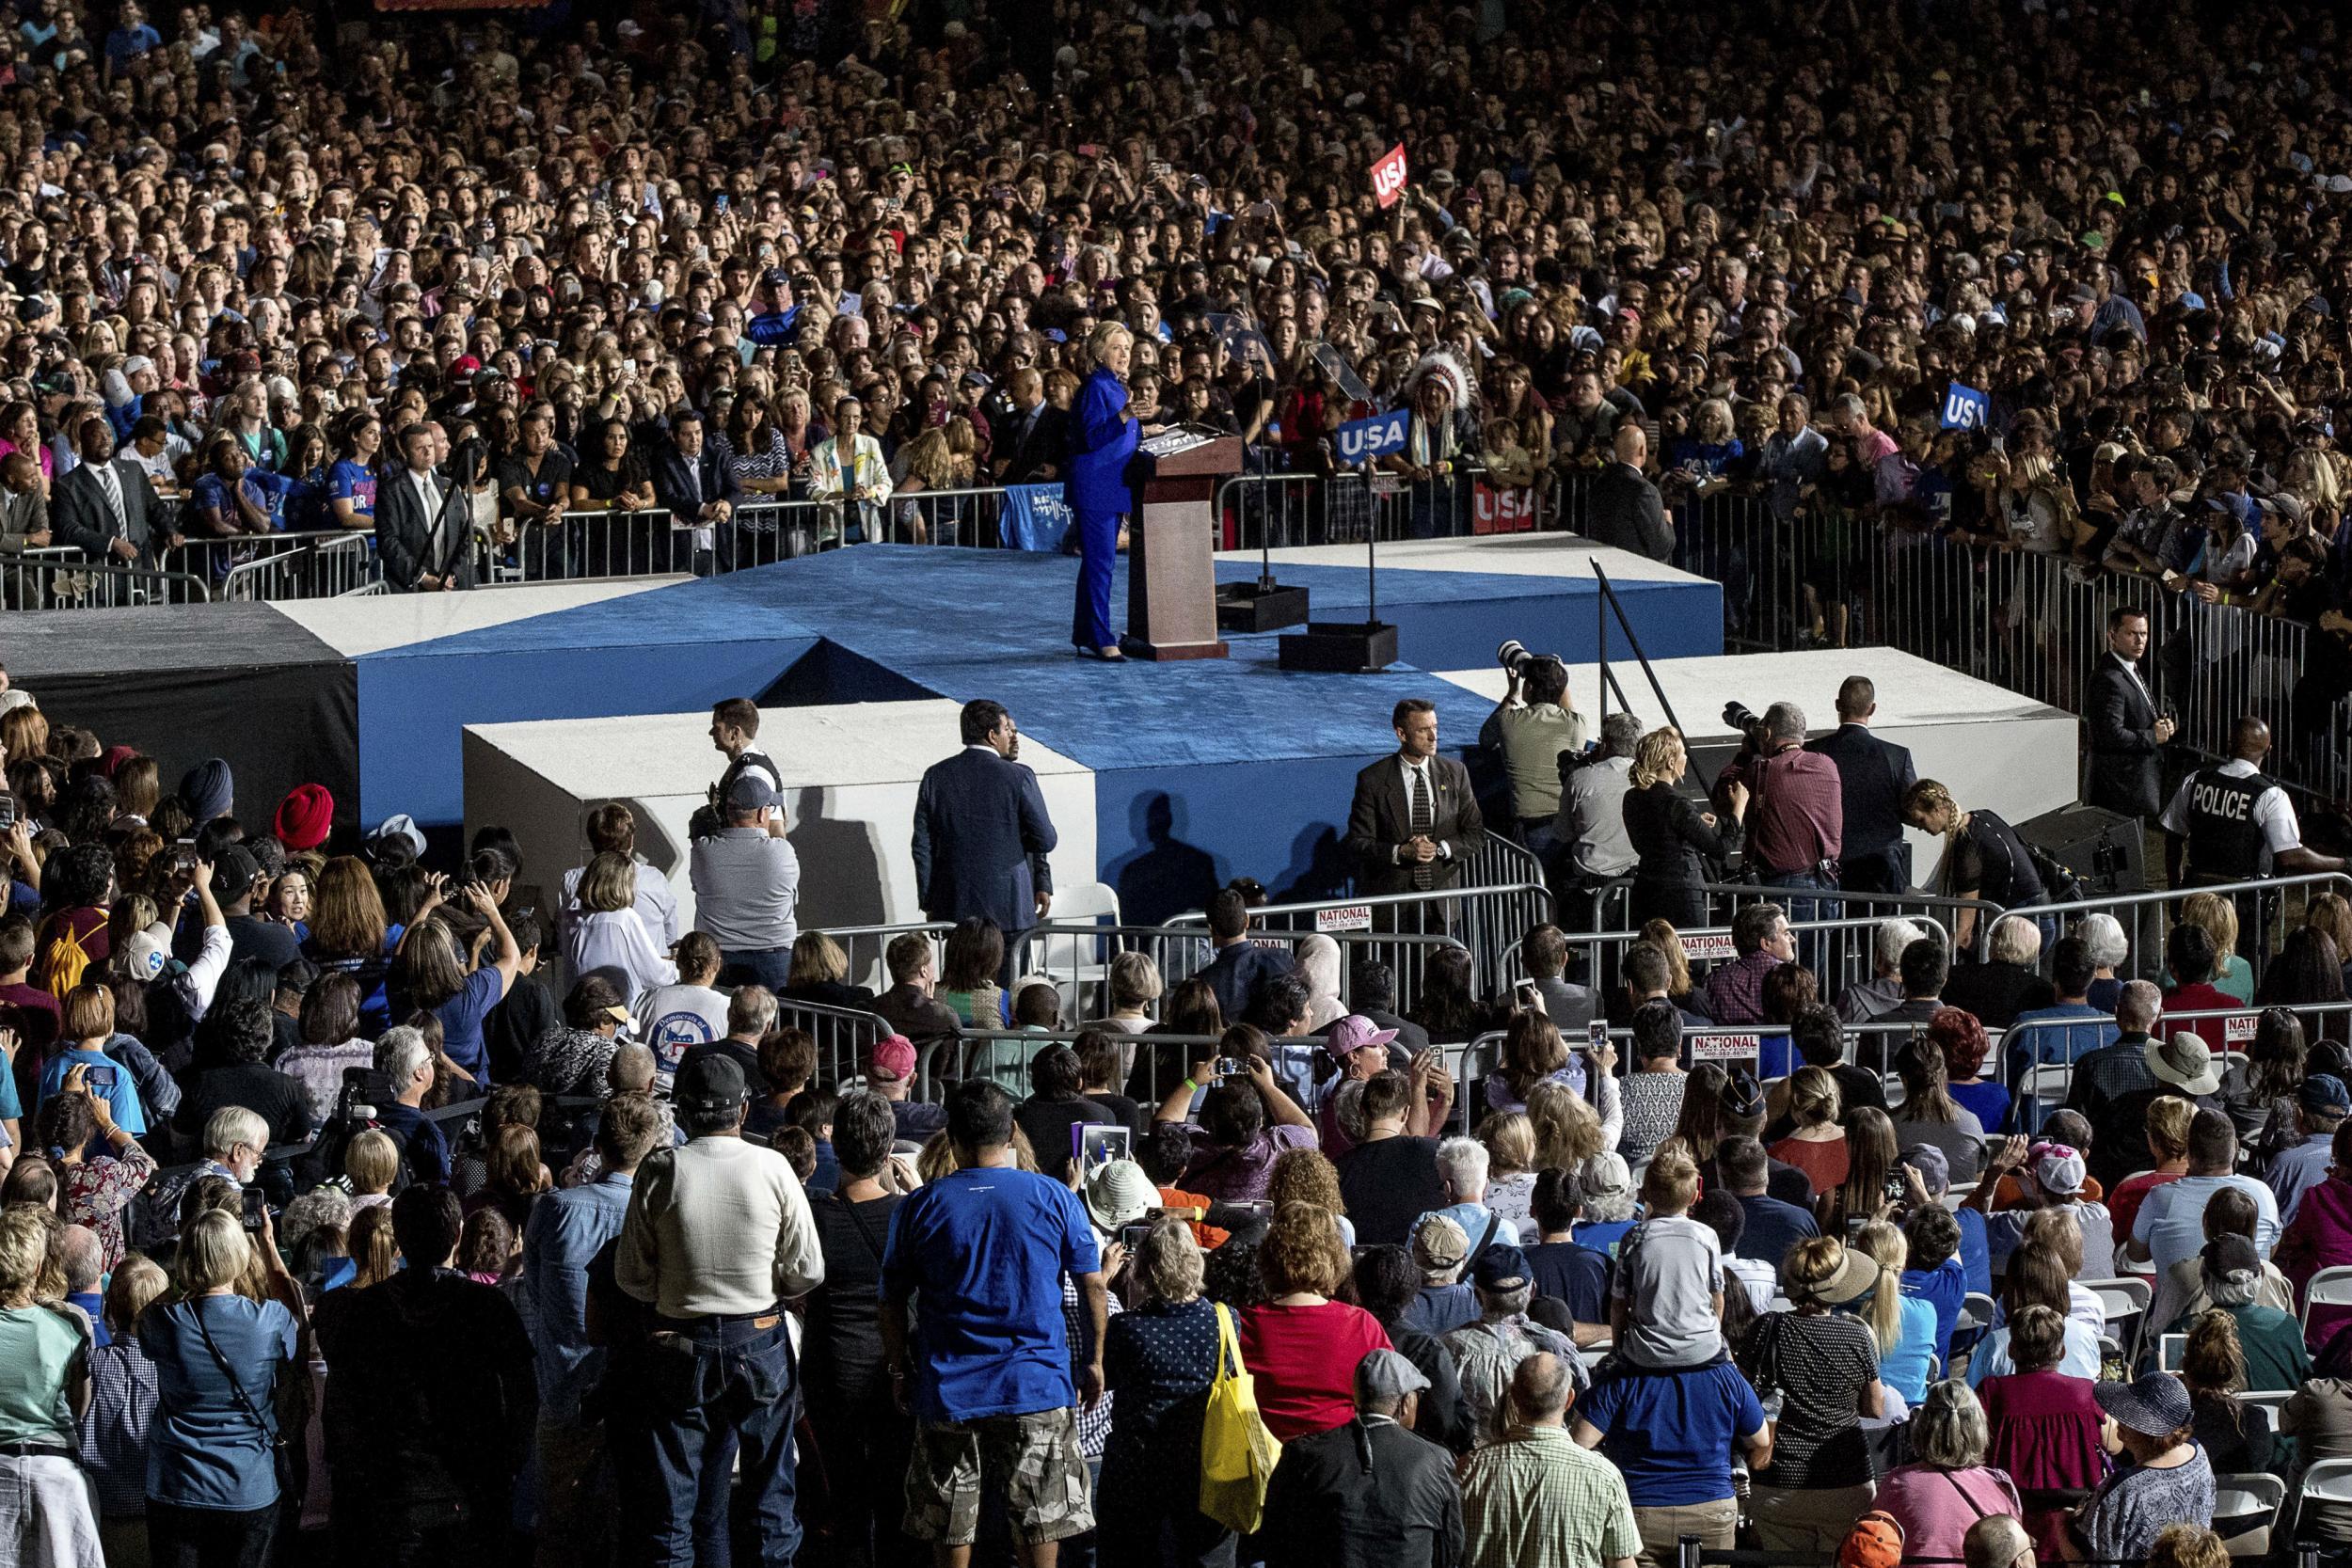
[1575, 1217, 1636, 1259]
[1903, 1255, 1969, 1366]
[37, 1047, 145, 1136]
[431, 966, 505, 1082]
[1525, 1241, 1612, 1323]
[328, 458, 377, 520]
[1581, 1361, 1764, 1507]
[882, 1163, 1100, 1422]
[141, 1294, 298, 1511]
[1957, 1207, 1993, 1299]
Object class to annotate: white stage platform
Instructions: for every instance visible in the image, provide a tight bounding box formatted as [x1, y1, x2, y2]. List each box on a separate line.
[265, 577, 688, 657]
[1438, 647, 2077, 886]
[1216, 530, 1712, 585]
[461, 700, 1098, 951]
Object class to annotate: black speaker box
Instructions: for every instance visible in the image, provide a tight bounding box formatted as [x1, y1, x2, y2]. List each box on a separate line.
[2013, 802, 2143, 898]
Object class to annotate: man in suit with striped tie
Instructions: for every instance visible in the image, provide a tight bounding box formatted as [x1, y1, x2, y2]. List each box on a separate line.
[1346, 700, 1486, 913]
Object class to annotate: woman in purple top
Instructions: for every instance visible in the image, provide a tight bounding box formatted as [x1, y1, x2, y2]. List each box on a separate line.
[1979, 1304, 2108, 1558]
[1167, 1074, 1315, 1204]
[1874, 1381, 2023, 1566]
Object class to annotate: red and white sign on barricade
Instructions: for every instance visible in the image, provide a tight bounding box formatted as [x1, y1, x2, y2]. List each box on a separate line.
[1472, 483, 1538, 534]
[1314, 904, 1374, 934]
[1680, 932, 1739, 963]
[2223, 1013, 2260, 1045]
[1689, 1033, 1762, 1063]
[1371, 144, 1409, 209]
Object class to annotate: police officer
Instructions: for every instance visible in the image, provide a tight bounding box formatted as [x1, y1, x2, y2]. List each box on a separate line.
[2160, 716, 2343, 949]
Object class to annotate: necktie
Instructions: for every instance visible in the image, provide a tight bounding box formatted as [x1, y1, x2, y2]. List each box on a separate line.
[98, 464, 124, 531]
[1409, 763, 1435, 891]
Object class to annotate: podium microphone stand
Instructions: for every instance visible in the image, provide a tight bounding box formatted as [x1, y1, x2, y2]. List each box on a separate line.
[1278, 481, 1397, 673]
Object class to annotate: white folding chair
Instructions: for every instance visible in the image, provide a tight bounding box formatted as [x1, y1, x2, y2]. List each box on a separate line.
[2157, 1333, 2187, 1372]
[2240, 1389, 2293, 1423]
[1030, 880, 1122, 1016]
[2084, 1276, 2153, 1366]
[2305, 1266, 2352, 1338]
[2293, 1457, 2352, 1538]
[2213, 1472, 2286, 1559]
[1952, 1291, 1995, 1366]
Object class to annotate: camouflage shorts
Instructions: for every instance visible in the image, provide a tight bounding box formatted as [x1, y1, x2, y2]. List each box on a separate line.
[905, 1406, 1094, 1546]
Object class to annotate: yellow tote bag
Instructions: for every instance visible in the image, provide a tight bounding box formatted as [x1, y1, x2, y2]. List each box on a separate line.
[1199, 1302, 1282, 1534]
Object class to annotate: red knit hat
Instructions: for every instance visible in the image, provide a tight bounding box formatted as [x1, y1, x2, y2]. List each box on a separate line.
[274, 784, 334, 851]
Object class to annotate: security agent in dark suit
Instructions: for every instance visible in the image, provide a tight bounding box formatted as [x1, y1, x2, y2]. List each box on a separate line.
[56, 415, 173, 564]
[1581, 422, 1674, 561]
[991, 368, 1069, 485]
[377, 423, 475, 592]
[1804, 674, 1919, 895]
[1345, 698, 1486, 898]
[913, 699, 1059, 983]
[650, 406, 735, 572]
[2085, 605, 2174, 820]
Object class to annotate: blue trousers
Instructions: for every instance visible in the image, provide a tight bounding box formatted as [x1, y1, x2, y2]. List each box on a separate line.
[1071, 506, 1120, 650]
[642, 1313, 801, 1567]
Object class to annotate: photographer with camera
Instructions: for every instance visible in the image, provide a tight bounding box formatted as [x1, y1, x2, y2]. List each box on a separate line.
[1715, 701, 1844, 929]
[1479, 641, 1588, 876]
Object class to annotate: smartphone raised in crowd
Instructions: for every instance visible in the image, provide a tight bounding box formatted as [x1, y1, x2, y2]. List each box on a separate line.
[1588, 1020, 1610, 1055]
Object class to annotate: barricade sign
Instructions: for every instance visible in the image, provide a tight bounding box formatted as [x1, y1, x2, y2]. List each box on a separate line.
[2224, 1014, 2260, 1044]
[1681, 932, 1738, 962]
[1690, 1033, 1762, 1062]
[1315, 904, 1374, 933]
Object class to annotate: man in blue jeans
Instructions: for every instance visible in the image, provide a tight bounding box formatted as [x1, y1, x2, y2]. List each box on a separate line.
[881, 1079, 1107, 1568]
[616, 1052, 826, 1565]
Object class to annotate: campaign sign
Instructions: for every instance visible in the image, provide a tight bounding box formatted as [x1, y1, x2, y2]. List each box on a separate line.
[1941, 382, 1991, 430]
[1335, 406, 1410, 465]
[1372, 144, 1409, 208]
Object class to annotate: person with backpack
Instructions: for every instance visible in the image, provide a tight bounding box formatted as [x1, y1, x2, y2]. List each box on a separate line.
[34, 842, 115, 996]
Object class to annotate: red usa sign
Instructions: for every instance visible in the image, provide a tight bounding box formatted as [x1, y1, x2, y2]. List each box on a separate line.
[1371, 144, 1409, 209]
[1473, 483, 1537, 534]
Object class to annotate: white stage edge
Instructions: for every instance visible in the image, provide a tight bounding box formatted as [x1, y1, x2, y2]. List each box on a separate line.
[1215, 531, 1712, 585]
[462, 700, 1098, 948]
[1438, 647, 2077, 887]
[266, 577, 688, 657]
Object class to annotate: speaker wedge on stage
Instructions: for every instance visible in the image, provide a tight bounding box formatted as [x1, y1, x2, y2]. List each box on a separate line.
[1277, 620, 1399, 673]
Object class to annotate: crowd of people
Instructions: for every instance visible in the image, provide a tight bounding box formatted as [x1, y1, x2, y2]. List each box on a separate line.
[16, 0, 2352, 1561]
[0, 653, 2349, 1568]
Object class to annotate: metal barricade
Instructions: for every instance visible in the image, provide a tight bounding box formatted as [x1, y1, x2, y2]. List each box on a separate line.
[897, 484, 1011, 547]
[1569, 910, 1954, 1010]
[0, 544, 81, 609]
[164, 530, 368, 590]
[217, 532, 375, 601]
[1, 556, 209, 607]
[812, 921, 956, 998]
[771, 998, 897, 1088]
[1009, 922, 1474, 1021]
[919, 1028, 1224, 1103]
[1164, 882, 1553, 997]
[2024, 871, 2352, 987]
[1212, 465, 1506, 551]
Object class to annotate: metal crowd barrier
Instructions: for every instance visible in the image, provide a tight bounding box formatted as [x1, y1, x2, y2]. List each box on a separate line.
[0, 543, 82, 608]
[810, 920, 956, 998]
[0, 555, 210, 607]
[914, 1027, 1224, 1102]
[1215, 463, 1520, 551]
[1009, 921, 1472, 1022]
[2026, 870, 2352, 988]
[163, 528, 373, 590]
[1567, 910, 1955, 1006]
[218, 532, 374, 600]
[771, 997, 897, 1088]
[1165, 881, 1554, 997]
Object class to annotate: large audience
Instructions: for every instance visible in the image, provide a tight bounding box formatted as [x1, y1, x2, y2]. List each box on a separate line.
[8, 0, 2352, 1563]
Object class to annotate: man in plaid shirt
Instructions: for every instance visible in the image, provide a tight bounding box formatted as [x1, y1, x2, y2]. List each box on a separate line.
[1460, 1354, 1640, 1568]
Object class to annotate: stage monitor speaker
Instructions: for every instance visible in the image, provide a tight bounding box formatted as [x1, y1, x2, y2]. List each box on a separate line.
[2013, 802, 2143, 899]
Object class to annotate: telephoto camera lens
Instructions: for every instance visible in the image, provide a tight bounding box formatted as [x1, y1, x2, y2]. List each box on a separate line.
[1497, 639, 1532, 673]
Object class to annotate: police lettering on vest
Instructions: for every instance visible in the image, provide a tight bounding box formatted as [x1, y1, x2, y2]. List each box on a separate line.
[2184, 765, 2270, 882]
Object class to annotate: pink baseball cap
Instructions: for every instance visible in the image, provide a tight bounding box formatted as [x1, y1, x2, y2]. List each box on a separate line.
[1325, 1014, 1400, 1061]
[870, 1035, 916, 1082]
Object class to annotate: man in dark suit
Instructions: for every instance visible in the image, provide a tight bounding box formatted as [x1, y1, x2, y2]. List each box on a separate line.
[990, 369, 1068, 485]
[377, 423, 474, 592]
[1805, 674, 1919, 895]
[56, 415, 172, 564]
[1581, 422, 1672, 560]
[650, 406, 735, 573]
[2087, 605, 2173, 820]
[913, 699, 1058, 983]
[1345, 699, 1486, 902]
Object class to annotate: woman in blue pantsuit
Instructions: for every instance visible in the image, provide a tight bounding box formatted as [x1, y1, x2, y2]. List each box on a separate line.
[1066, 322, 1140, 659]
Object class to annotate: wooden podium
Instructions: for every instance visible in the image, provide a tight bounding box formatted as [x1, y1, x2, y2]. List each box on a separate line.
[1121, 426, 1239, 660]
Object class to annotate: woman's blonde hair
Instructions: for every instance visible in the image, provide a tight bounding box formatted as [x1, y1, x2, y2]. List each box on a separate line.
[1269, 1148, 1346, 1215]
[578, 851, 638, 914]
[2180, 891, 2240, 962]
[790, 930, 849, 986]
[1788, 1065, 1842, 1128]
[1630, 727, 1686, 790]
[350, 1204, 400, 1289]
[0, 1207, 46, 1297]
[345, 1130, 400, 1194]
[1258, 1201, 1349, 1297]
[1527, 1080, 1606, 1168]
[1087, 321, 1134, 367]
[1909, 1379, 1991, 1469]
[1479, 1111, 1537, 1178]
[1637, 926, 1692, 996]
[1901, 779, 1962, 836]
[1851, 1219, 1909, 1359]
[175, 1209, 254, 1297]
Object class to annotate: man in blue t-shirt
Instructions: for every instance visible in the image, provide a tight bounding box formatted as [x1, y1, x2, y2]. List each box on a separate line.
[1719, 1136, 1816, 1272]
[1571, 1357, 1769, 1561]
[882, 1080, 1105, 1561]
[1900, 1201, 1971, 1366]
